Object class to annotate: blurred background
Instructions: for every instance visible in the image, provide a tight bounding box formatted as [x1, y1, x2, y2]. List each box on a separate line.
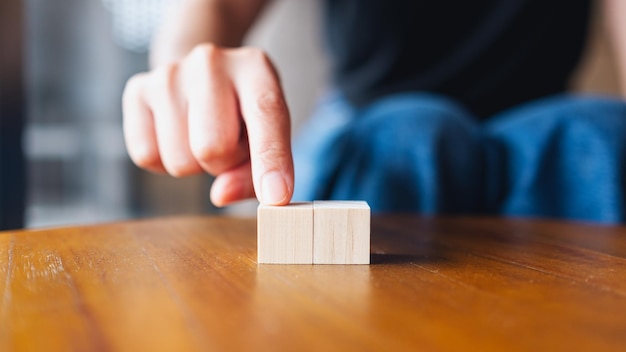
[0, 0, 621, 229]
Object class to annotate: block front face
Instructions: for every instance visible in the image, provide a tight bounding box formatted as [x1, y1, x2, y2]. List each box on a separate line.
[313, 201, 370, 264]
[257, 202, 313, 264]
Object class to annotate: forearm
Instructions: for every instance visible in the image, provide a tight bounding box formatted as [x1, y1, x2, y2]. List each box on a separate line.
[150, 0, 270, 67]
[603, 0, 626, 96]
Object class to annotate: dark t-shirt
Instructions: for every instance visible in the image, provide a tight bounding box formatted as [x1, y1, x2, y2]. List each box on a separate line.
[323, 0, 592, 119]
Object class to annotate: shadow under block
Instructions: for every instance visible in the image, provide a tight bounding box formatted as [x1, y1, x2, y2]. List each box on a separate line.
[257, 202, 313, 264]
[257, 201, 371, 264]
[313, 201, 370, 264]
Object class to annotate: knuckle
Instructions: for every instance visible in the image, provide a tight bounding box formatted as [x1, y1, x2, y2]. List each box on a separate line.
[129, 147, 160, 169]
[237, 46, 268, 62]
[167, 167, 188, 178]
[257, 141, 290, 166]
[164, 160, 197, 178]
[184, 45, 222, 91]
[122, 73, 145, 103]
[191, 43, 219, 60]
[150, 63, 179, 100]
[191, 137, 246, 175]
[254, 91, 286, 117]
[191, 135, 240, 165]
[193, 43, 215, 53]
[191, 141, 226, 163]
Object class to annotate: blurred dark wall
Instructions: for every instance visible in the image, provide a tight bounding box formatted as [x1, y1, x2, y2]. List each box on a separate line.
[25, 0, 138, 226]
[24, 0, 217, 226]
[0, 1, 26, 229]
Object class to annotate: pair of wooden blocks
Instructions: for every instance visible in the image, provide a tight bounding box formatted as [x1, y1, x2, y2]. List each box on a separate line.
[257, 201, 370, 264]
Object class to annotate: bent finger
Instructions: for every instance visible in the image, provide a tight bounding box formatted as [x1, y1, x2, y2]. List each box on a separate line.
[210, 160, 255, 207]
[147, 64, 203, 177]
[183, 46, 249, 175]
[122, 73, 166, 173]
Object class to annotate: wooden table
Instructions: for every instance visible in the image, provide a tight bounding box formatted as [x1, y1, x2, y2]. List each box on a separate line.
[1, 215, 625, 351]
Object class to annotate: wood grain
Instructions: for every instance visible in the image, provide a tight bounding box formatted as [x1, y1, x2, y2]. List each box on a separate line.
[257, 202, 313, 264]
[313, 201, 370, 264]
[1, 215, 626, 351]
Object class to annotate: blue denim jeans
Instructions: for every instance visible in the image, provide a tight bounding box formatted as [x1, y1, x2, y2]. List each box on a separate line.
[293, 92, 626, 223]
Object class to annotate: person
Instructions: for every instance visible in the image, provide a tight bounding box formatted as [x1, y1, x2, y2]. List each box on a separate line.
[122, 0, 626, 223]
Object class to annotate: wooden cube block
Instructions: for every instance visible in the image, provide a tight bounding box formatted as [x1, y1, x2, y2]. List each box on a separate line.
[257, 202, 313, 264]
[313, 201, 370, 264]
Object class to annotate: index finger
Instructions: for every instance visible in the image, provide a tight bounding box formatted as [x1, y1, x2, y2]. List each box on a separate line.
[229, 49, 293, 205]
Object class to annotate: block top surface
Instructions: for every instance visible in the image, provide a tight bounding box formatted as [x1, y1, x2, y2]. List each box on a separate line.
[313, 200, 370, 209]
[258, 202, 313, 210]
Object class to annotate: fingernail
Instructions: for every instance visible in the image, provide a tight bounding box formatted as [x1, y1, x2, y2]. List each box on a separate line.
[261, 171, 288, 204]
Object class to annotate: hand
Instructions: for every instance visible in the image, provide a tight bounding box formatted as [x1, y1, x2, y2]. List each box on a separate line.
[122, 44, 293, 207]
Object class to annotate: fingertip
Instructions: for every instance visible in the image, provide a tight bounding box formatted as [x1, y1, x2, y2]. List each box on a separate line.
[210, 163, 256, 207]
[259, 170, 292, 205]
[210, 179, 254, 207]
[210, 177, 231, 207]
[209, 185, 227, 208]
